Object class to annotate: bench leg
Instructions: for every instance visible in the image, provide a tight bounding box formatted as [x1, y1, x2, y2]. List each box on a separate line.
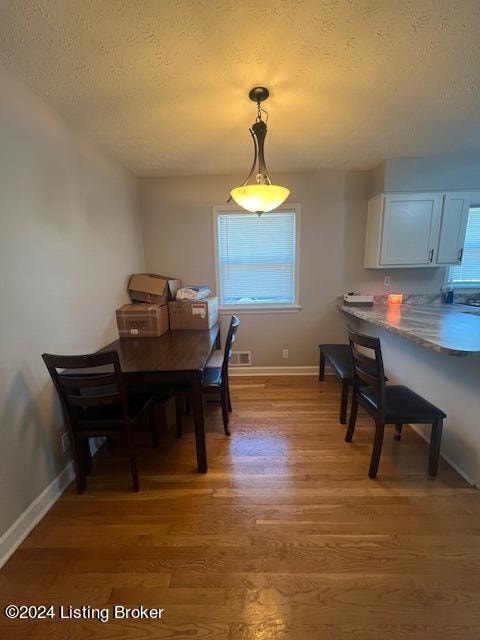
[428, 418, 443, 476]
[394, 423, 403, 441]
[339, 381, 349, 424]
[319, 351, 325, 381]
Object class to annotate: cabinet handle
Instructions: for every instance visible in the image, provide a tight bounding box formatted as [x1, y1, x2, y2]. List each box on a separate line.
[458, 248, 463, 262]
[428, 249, 434, 262]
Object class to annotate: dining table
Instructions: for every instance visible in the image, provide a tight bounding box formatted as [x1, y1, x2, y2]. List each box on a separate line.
[96, 323, 221, 473]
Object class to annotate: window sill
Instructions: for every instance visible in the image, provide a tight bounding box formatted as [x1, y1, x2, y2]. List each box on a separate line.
[219, 304, 302, 315]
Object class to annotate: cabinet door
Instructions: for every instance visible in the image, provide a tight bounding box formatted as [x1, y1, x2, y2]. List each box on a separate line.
[436, 192, 470, 265]
[380, 193, 442, 266]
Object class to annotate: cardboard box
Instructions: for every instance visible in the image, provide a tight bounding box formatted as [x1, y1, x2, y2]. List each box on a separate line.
[128, 274, 181, 305]
[168, 296, 219, 331]
[116, 303, 169, 338]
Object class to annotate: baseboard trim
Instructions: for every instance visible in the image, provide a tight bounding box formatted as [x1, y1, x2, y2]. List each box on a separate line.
[230, 365, 321, 376]
[409, 424, 477, 488]
[0, 462, 75, 569]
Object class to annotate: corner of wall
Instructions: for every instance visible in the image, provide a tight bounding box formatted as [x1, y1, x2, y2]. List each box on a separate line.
[368, 161, 386, 197]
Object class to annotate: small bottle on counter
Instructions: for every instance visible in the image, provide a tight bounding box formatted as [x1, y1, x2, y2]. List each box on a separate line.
[441, 288, 454, 304]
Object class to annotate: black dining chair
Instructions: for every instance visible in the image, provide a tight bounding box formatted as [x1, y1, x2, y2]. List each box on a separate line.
[42, 351, 172, 493]
[345, 328, 446, 479]
[175, 315, 240, 437]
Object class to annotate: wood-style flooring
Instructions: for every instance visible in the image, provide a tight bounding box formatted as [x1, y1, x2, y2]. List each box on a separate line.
[1, 376, 479, 639]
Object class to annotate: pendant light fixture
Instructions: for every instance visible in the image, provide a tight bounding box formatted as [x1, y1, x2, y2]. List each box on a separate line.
[229, 87, 289, 215]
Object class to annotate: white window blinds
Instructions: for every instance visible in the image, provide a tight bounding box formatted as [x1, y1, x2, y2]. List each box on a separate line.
[216, 210, 297, 306]
[448, 207, 480, 286]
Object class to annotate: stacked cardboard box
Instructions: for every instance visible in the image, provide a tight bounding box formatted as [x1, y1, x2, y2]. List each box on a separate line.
[116, 274, 180, 338]
[128, 274, 181, 305]
[115, 273, 219, 337]
[169, 297, 219, 330]
[116, 303, 169, 338]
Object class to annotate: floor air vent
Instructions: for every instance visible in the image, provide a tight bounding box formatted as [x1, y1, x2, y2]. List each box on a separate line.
[230, 351, 252, 366]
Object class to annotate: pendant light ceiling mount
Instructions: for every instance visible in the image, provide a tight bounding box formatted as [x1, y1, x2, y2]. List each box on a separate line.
[229, 86, 289, 215]
[248, 86, 269, 103]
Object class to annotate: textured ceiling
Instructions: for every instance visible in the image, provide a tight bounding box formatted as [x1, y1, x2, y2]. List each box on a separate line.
[1, 1, 480, 176]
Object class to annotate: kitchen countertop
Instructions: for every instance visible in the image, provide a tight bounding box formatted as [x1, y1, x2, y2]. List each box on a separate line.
[337, 300, 480, 356]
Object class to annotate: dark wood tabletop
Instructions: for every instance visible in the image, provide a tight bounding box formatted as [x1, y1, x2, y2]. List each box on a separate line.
[98, 324, 221, 373]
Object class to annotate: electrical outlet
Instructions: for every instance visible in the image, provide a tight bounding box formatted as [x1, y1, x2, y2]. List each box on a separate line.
[384, 276, 391, 286]
[61, 432, 70, 453]
[282, 349, 289, 359]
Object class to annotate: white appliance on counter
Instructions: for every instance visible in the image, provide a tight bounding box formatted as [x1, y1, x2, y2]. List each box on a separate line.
[343, 293, 374, 306]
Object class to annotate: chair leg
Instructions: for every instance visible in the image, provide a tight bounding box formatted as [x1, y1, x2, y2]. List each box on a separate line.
[148, 405, 158, 448]
[428, 419, 443, 476]
[175, 395, 184, 439]
[369, 420, 386, 479]
[319, 351, 325, 381]
[221, 386, 230, 436]
[156, 402, 169, 434]
[126, 429, 139, 492]
[226, 377, 232, 412]
[345, 393, 358, 442]
[80, 439, 92, 476]
[340, 380, 349, 424]
[394, 423, 403, 441]
[73, 436, 87, 494]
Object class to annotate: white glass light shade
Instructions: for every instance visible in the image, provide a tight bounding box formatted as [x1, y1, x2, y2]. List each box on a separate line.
[230, 184, 290, 214]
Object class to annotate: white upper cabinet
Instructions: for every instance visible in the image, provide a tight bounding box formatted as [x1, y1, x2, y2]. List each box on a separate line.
[365, 193, 442, 268]
[436, 192, 470, 265]
[364, 191, 476, 268]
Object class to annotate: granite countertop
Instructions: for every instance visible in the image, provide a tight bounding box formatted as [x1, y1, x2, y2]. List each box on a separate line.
[337, 299, 480, 356]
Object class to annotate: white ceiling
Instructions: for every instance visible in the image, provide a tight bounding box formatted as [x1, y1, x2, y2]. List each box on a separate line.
[1, 1, 480, 177]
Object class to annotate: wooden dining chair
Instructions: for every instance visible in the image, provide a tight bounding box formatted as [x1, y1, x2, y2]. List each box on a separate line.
[42, 351, 170, 493]
[175, 315, 240, 437]
[346, 328, 446, 479]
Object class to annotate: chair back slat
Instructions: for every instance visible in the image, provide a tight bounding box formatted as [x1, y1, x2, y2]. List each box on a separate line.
[42, 351, 128, 424]
[222, 316, 240, 375]
[58, 373, 119, 389]
[67, 393, 123, 408]
[43, 351, 122, 370]
[350, 345, 380, 387]
[347, 327, 386, 421]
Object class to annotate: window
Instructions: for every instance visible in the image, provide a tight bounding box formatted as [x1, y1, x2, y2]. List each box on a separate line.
[214, 206, 300, 310]
[448, 207, 480, 287]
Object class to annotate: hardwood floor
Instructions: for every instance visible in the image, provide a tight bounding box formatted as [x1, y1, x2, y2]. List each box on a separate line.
[1, 376, 479, 639]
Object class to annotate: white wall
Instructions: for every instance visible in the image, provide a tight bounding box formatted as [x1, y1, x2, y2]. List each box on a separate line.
[0, 65, 145, 538]
[141, 172, 354, 367]
[371, 151, 480, 194]
[140, 171, 446, 366]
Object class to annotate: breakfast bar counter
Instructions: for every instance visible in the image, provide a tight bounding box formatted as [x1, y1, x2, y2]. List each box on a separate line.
[337, 299, 480, 356]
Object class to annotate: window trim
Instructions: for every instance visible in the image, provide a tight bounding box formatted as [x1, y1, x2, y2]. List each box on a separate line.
[446, 205, 480, 290]
[212, 203, 301, 313]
